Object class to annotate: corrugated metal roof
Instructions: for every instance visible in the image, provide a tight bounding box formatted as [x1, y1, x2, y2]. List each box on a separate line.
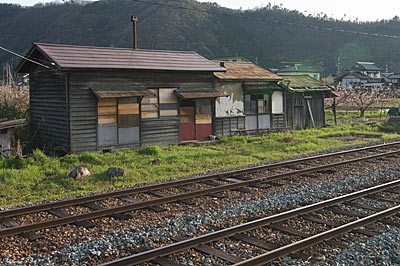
[213, 61, 281, 80]
[18, 43, 226, 72]
[175, 88, 224, 99]
[280, 75, 330, 91]
[90, 87, 155, 98]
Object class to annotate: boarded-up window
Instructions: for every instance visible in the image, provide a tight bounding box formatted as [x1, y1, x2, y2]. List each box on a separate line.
[141, 89, 159, 119]
[98, 98, 117, 124]
[272, 91, 283, 114]
[195, 99, 212, 124]
[159, 88, 178, 116]
[118, 97, 139, 128]
[98, 98, 118, 146]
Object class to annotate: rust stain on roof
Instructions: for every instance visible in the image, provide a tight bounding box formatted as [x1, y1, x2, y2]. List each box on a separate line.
[213, 61, 282, 81]
[19, 43, 226, 72]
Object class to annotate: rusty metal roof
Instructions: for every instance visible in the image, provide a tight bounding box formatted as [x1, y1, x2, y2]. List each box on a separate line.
[90, 87, 155, 98]
[17, 43, 226, 73]
[213, 61, 282, 81]
[175, 88, 224, 99]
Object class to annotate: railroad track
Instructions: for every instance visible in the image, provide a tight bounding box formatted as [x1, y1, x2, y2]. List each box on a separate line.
[100, 179, 400, 266]
[1, 141, 400, 241]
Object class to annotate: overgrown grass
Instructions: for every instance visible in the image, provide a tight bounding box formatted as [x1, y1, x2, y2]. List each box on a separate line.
[325, 110, 388, 124]
[1, 122, 400, 207]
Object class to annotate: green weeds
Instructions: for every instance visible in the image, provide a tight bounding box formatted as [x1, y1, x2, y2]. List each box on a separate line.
[1, 122, 399, 207]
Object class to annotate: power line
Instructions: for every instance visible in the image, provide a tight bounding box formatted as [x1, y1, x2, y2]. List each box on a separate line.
[131, 0, 400, 40]
[0, 46, 51, 69]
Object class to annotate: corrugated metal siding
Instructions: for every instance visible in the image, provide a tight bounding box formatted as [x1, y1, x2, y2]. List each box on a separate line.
[29, 68, 68, 148]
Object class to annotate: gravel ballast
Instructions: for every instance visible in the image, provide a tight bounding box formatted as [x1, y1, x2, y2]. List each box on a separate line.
[2, 164, 399, 266]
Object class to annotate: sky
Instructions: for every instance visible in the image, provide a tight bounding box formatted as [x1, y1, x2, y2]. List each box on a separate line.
[0, 0, 399, 22]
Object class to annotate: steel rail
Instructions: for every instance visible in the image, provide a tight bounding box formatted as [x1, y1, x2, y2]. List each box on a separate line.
[234, 204, 400, 266]
[1, 141, 399, 219]
[0, 149, 400, 239]
[99, 179, 400, 266]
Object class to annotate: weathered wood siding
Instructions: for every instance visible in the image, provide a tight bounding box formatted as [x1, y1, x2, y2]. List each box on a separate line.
[141, 117, 179, 146]
[68, 70, 214, 152]
[214, 116, 245, 136]
[305, 92, 325, 128]
[29, 67, 68, 148]
[272, 114, 286, 128]
[286, 92, 325, 130]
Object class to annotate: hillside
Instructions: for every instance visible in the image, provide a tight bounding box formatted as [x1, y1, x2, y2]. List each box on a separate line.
[2, 0, 400, 74]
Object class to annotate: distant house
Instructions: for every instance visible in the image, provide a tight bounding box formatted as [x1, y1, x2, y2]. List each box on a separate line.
[353, 62, 382, 79]
[213, 61, 287, 136]
[275, 64, 321, 81]
[16, 43, 225, 153]
[387, 73, 400, 86]
[337, 71, 371, 87]
[280, 75, 332, 129]
[322, 73, 337, 86]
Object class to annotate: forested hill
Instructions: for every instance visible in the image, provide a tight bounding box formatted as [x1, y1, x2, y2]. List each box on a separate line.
[2, 0, 400, 74]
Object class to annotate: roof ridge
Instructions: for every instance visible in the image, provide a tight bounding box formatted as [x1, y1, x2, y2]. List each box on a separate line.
[34, 42, 198, 54]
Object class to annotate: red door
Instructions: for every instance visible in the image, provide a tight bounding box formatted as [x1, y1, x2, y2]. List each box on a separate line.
[179, 106, 195, 141]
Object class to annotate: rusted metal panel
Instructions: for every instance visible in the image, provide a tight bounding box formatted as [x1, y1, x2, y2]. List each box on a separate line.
[213, 61, 281, 81]
[196, 124, 212, 140]
[19, 43, 226, 73]
[180, 122, 195, 141]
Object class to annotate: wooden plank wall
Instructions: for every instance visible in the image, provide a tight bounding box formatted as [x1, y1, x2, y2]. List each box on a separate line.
[272, 114, 286, 128]
[68, 70, 214, 152]
[29, 67, 68, 148]
[214, 117, 245, 136]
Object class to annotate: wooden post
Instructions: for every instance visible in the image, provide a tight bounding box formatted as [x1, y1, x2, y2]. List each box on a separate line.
[131, 16, 138, 49]
[333, 98, 337, 126]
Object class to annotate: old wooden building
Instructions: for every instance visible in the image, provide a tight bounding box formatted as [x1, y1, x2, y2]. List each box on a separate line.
[213, 61, 287, 136]
[17, 43, 225, 153]
[281, 75, 331, 129]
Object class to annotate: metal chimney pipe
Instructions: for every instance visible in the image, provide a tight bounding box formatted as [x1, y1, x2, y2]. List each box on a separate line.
[131, 16, 138, 49]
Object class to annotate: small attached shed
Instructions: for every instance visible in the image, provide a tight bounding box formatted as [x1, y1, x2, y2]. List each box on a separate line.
[213, 61, 287, 136]
[16, 43, 225, 153]
[282, 75, 331, 129]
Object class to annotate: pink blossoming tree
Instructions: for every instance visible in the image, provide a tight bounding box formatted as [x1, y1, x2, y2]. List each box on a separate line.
[325, 85, 394, 117]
